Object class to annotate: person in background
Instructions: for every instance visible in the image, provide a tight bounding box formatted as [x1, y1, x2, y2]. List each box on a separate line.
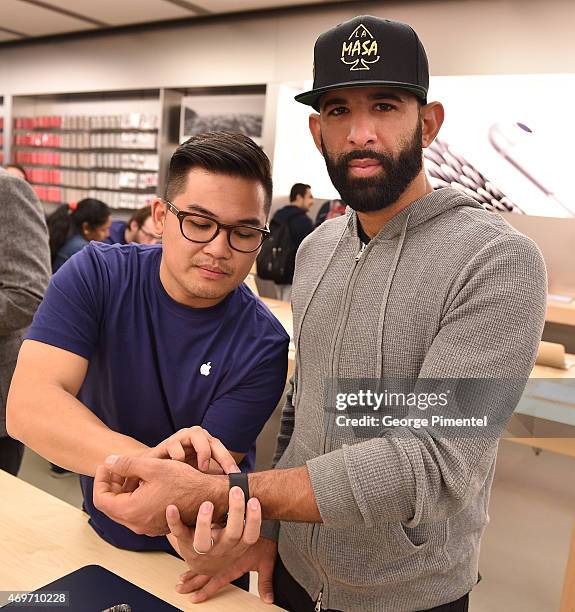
[47, 198, 111, 273]
[4, 164, 28, 182]
[314, 198, 347, 227]
[262, 183, 314, 302]
[0, 168, 51, 476]
[105, 205, 160, 246]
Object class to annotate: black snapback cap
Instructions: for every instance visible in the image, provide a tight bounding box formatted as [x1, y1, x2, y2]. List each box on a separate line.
[295, 15, 429, 111]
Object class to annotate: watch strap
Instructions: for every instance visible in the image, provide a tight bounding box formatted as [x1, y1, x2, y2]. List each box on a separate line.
[228, 471, 250, 501]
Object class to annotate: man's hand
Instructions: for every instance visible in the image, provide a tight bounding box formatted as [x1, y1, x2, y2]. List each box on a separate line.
[176, 537, 277, 605]
[145, 426, 241, 474]
[120, 426, 241, 494]
[166, 486, 261, 576]
[93, 454, 227, 536]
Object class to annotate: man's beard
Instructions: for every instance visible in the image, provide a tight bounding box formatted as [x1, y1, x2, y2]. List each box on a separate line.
[321, 121, 423, 213]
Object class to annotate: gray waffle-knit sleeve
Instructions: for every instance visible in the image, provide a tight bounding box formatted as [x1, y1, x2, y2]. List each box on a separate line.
[0, 174, 51, 334]
[306, 233, 547, 529]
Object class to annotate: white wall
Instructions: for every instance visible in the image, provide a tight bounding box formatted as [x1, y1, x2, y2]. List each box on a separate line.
[272, 82, 341, 203]
[0, 0, 574, 96]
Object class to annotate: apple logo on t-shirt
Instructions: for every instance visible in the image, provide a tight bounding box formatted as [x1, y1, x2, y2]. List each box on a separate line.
[200, 362, 212, 376]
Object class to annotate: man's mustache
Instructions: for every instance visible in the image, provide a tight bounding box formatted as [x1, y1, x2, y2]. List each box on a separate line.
[334, 149, 393, 167]
[192, 259, 234, 275]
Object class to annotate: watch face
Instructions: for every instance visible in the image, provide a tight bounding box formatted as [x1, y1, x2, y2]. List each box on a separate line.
[225, 472, 251, 525]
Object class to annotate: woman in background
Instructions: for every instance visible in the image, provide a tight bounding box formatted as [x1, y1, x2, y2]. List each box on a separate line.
[48, 198, 111, 273]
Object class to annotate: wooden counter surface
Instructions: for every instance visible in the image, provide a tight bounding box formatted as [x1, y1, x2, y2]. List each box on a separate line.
[0, 470, 279, 611]
[547, 295, 575, 327]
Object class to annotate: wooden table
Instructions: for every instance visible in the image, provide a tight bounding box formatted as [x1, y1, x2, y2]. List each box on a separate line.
[261, 298, 293, 342]
[261, 298, 295, 374]
[547, 295, 575, 327]
[0, 470, 279, 611]
[510, 359, 575, 457]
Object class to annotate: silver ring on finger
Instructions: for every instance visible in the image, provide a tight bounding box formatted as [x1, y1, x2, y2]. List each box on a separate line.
[192, 538, 214, 555]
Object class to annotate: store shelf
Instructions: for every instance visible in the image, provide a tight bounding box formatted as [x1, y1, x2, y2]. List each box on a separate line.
[4, 85, 267, 204]
[13, 146, 158, 153]
[30, 182, 156, 192]
[13, 128, 158, 134]
[39, 202, 153, 212]
[16, 164, 158, 172]
[14, 150, 159, 171]
[11, 101, 162, 211]
[33, 184, 157, 210]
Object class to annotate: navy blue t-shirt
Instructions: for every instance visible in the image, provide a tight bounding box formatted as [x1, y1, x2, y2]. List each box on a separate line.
[53, 234, 88, 272]
[104, 220, 126, 245]
[27, 242, 289, 551]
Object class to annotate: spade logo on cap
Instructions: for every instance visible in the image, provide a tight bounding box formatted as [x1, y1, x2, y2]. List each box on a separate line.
[340, 24, 380, 71]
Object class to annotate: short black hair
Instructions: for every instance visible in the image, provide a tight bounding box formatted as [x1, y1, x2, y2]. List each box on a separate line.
[47, 198, 110, 264]
[289, 183, 311, 202]
[165, 131, 273, 214]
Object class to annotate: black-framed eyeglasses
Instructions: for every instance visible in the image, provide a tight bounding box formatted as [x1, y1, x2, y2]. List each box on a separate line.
[165, 200, 270, 253]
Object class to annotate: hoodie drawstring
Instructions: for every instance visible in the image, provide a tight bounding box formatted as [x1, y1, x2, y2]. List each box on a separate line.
[375, 213, 411, 377]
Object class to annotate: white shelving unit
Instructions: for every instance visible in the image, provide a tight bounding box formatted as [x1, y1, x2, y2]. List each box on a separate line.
[1, 84, 270, 214]
[10, 90, 163, 211]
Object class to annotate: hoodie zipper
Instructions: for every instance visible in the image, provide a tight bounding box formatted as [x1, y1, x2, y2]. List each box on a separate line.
[325, 238, 368, 448]
[308, 238, 369, 611]
[315, 589, 324, 612]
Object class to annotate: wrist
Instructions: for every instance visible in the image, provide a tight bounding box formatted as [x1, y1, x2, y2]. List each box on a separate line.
[208, 474, 229, 524]
[247, 472, 268, 519]
[177, 469, 226, 526]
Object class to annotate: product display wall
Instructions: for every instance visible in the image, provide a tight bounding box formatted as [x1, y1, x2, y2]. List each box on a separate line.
[0, 86, 271, 215]
[7, 92, 161, 212]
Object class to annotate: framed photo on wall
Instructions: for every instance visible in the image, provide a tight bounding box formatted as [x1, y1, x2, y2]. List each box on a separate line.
[180, 93, 265, 145]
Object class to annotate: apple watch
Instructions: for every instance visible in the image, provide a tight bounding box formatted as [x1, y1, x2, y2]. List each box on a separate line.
[228, 472, 250, 502]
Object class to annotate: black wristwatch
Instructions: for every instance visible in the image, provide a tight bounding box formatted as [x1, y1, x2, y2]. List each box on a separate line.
[228, 472, 250, 501]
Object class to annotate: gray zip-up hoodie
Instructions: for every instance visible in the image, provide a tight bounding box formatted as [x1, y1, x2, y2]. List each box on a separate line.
[265, 188, 547, 611]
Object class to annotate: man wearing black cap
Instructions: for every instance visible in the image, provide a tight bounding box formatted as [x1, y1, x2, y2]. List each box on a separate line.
[92, 15, 547, 612]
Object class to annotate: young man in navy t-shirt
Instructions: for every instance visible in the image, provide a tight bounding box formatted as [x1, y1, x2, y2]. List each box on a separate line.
[7, 132, 289, 554]
[105, 205, 161, 246]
